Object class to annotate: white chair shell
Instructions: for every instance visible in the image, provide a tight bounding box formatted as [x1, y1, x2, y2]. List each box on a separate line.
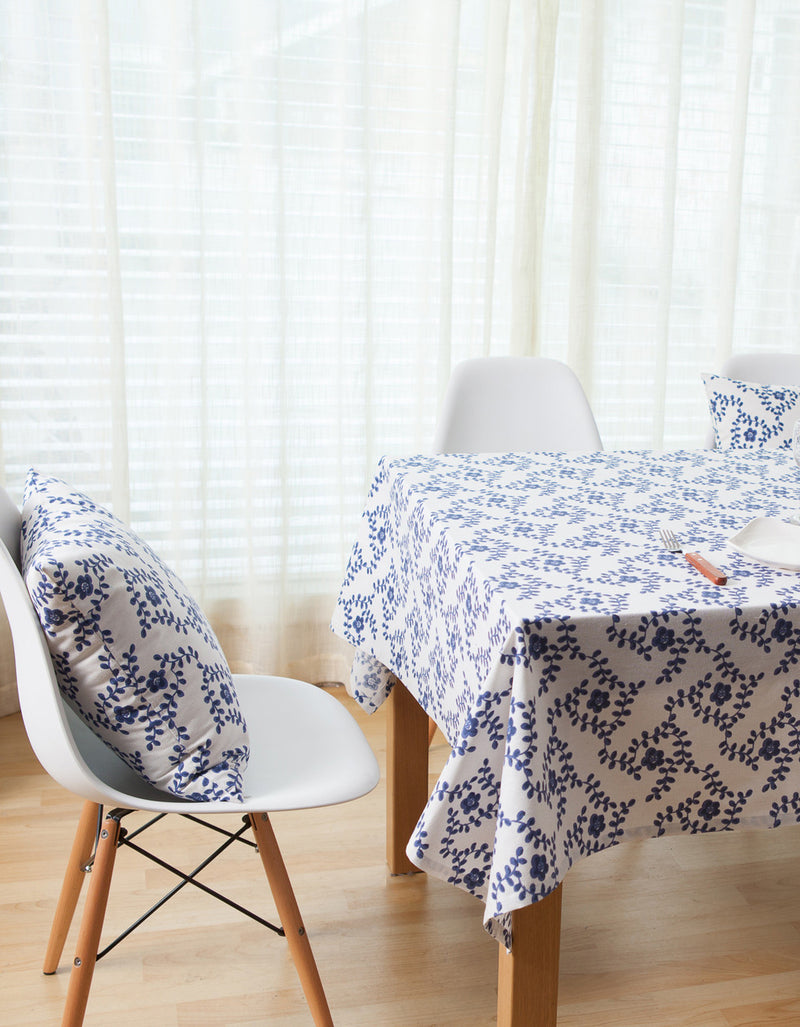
[433, 356, 602, 454]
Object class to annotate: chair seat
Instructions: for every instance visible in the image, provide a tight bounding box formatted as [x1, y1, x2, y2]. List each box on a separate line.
[71, 674, 379, 814]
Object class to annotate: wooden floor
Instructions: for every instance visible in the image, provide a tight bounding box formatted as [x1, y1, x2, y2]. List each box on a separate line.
[2, 687, 800, 1027]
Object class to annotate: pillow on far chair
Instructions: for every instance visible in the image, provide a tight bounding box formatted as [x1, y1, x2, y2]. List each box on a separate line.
[21, 469, 250, 801]
[702, 373, 800, 450]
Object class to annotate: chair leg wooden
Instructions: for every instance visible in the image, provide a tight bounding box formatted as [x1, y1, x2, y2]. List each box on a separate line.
[249, 812, 334, 1027]
[61, 811, 121, 1027]
[43, 801, 101, 975]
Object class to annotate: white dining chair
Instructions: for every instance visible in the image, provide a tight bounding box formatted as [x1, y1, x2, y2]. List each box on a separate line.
[432, 355, 603, 454]
[0, 485, 379, 1027]
[705, 351, 800, 448]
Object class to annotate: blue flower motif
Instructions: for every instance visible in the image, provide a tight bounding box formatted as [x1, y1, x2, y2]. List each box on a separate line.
[463, 867, 486, 890]
[588, 688, 610, 713]
[527, 633, 548, 660]
[43, 606, 65, 627]
[113, 705, 138, 725]
[653, 626, 675, 651]
[461, 715, 480, 740]
[530, 855, 548, 881]
[711, 682, 731, 705]
[460, 791, 481, 815]
[76, 574, 94, 599]
[772, 619, 793, 643]
[588, 812, 605, 837]
[759, 737, 780, 760]
[642, 746, 665, 770]
[146, 669, 169, 692]
[699, 799, 720, 821]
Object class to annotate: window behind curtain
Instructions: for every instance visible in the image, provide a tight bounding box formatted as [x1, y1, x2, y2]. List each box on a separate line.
[0, 0, 798, 699]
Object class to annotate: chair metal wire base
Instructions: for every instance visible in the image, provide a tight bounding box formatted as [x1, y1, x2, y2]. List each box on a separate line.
[86, 807, 284, 963]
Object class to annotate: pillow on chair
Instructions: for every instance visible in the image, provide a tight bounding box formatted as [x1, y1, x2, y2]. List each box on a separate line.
[21, 469, 250, 801]
[702, 373, 800, 450]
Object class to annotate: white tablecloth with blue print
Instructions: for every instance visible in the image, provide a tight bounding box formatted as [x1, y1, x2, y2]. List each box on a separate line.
[331, 449, 800, 947]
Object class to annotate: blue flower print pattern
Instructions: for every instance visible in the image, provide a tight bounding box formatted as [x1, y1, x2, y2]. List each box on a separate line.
[331, 448, 800, 946]
[703, 374, 800, 451]
[22, 470, 249, 802]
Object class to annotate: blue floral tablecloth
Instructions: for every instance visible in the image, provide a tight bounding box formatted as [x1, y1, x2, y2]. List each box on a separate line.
[331, 449, 800, 945]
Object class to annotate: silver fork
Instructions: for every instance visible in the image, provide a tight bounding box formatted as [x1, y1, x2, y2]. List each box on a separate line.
[658, 526, 727, 584]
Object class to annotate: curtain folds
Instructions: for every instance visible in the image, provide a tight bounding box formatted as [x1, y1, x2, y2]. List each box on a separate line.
[1, 0, 799, 714]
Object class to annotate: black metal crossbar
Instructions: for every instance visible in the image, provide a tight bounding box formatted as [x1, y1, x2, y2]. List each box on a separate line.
[94, 810, 284, 962]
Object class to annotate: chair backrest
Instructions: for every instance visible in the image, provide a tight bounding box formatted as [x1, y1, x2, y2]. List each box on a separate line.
[432, 356, 603, 454]
[721, 352, 800, 387]
[0, 486, 162, 805]
[705, 351, 800, 448]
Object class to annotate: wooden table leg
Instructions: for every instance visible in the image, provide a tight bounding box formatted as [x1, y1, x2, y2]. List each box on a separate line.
[385, 678, 430, 874]
[497, 884, 563, 1027]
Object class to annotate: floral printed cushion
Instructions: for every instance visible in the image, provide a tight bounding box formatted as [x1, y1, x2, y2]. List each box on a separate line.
[20, 469, 250, 801]
[703, 373, 800, 450]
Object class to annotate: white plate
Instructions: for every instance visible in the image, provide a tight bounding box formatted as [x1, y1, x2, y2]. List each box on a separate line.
[729, 517, 800, 571]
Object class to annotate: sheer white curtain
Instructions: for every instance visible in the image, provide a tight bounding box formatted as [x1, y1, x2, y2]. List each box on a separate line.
[1, 0, 799, 715]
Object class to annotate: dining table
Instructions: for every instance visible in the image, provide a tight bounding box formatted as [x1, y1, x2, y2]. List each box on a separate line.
[331, 446, 800, 1027]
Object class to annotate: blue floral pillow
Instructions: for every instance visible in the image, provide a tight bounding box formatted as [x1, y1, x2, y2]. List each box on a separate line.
[702, 373, 800, 450]
[21, 470, 250, 801]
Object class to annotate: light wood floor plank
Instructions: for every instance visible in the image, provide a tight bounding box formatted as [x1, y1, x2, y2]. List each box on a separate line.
[3, 690, 800, 1026]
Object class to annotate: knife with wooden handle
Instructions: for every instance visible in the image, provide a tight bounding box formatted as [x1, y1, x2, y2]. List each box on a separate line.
[685, 551, 727, 586]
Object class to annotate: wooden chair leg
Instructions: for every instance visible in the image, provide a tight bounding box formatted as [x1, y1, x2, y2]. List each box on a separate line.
[427, 716, 437, 745]
[249, 812, 334, 1027]
[43, 801, 101, 974]
[61, 811, 121, 1027]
